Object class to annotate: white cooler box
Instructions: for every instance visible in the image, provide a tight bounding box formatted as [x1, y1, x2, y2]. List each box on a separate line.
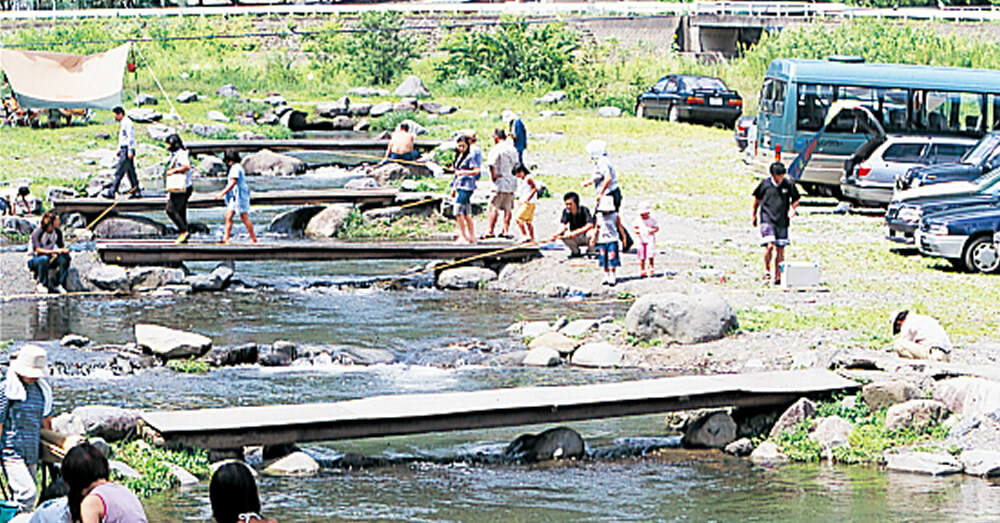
[779, 262, 820, 289]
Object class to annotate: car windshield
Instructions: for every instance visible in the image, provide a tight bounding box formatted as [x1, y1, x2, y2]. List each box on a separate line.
[681, 77, 727, 91]
[961, 135, 1000, 165]
[976, 168, 1000, 194]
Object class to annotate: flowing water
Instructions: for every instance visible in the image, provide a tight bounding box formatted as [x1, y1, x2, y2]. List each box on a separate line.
[2, 177, 999, 521]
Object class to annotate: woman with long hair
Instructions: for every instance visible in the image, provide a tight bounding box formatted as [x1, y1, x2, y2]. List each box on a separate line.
[164, 133, 193, 244]
[27, 210, 70, 294]
[450, 134, 481, 244]
[61, 443, 147, 523]
[210, 462, 277, 523]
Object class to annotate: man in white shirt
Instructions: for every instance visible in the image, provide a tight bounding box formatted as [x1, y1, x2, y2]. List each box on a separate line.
[103, 107, 141, 199]
[484, 129, 519, 239]
[891, 310, 952, 362]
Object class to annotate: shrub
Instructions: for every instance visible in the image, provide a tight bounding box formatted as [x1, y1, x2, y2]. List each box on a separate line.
[343, 12, 421, 86]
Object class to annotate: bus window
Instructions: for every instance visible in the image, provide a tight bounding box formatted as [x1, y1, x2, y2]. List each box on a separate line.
[986, 94, 1000, 130]
[760, 78, 786, 117]
[797, 84, 832, 131]
[916, 91, 984, 133]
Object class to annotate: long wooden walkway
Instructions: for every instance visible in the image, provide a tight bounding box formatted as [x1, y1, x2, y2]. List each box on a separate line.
[97, 240, 540, 265]
[52, 189, 399, 216]
[185, 138, 440, 156]
[141, 370, 858, 450]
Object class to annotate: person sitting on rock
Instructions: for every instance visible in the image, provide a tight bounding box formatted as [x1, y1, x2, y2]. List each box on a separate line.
[12, 186, 32, 216]
[27, 210, 71, 294]
[210, 462, 277, 523]
[62, 442, 147, 523]
[891, 310, 951, 362]
[378, 122, 418, 167]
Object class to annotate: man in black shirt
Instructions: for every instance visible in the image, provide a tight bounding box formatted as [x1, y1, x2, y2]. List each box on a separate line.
[548, 192, 594, 257]
[752, 162, 800, 285]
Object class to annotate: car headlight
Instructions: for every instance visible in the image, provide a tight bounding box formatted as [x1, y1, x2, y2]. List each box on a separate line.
[898, 208, 922, 223]
[926, 223, 950, 236]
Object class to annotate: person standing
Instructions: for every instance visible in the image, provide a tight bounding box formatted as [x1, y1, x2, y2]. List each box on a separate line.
[590, 195, 625, 286]
[103, 107, 141, 199]
[216, 150, 257, 244]
[450, 135, 481, 244]
[164, 134, 193, 244]
[484, 129, 518, 239]
[27, 211, 71, 294]
[548, 192, 594, 257]
[0, 345, 53, 514]
[583, 140, 621, 211]
[514, 164, 538, 243]
[62, 442, 147, 523]
[633, 201, 659, 278]
[503, 110, 527, 166]
[752, 161, 800, 285]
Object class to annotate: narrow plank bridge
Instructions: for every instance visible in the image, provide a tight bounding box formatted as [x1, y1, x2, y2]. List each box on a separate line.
[184, 138, 441, 156]
[52, 188, 400, 216]
[141, 370, 857, 450]
[96, 240, 540, 265]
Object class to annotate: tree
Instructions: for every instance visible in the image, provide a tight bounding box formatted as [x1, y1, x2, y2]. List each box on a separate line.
[345, 12, 420, 86]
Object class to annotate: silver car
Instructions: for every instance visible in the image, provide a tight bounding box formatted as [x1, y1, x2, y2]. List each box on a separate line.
[841, 135, 976, 207]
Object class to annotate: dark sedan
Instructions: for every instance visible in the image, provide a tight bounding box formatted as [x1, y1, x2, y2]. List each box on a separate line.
[917, 204, 1000, 273]
[897, 132, 1000, 190]
[885, 169, 1000, 244]
[635, 75, 742, 127]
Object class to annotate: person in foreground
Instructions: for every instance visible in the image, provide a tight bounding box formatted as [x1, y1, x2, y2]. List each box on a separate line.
[216, 150, 257, 244]
[62, 442, 147, 523]
[0, 345, 53, 513]
[210, 462, 277, 523]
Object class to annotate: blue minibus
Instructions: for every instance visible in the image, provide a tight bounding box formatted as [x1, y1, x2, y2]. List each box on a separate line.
[753, 58, 1000, 197]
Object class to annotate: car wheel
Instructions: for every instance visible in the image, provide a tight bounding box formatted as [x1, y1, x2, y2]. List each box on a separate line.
[635, 103, 646, 119]
[668, 105, 680, 123]
[962, 235, 1000, 273]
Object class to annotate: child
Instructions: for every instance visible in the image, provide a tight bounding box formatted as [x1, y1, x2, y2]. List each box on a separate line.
[590, 195, 624, 286]
[215, 150, 258, 244]
[634, 201, 660, 277]
[513, 164, 538, 243]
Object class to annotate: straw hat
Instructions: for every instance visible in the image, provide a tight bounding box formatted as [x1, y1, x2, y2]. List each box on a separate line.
[11, 345, 47, 379]
[597, 195, 616, 212]
[586, 139, 607, 158]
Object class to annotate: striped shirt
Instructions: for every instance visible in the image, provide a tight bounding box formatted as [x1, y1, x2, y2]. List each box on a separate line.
[0, 379, 51, 465]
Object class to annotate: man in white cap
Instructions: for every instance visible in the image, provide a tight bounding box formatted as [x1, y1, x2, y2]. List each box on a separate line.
[0, 345, 53, 512]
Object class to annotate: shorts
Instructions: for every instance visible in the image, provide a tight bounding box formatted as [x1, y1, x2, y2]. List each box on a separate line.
[760, 222, 789, 247]
[637, 242, 655, 261]
[516, 202, 535, 223]
[596, 241, 621, 269]
[491, 191, 515, 211]
[454, 202, 472, 217]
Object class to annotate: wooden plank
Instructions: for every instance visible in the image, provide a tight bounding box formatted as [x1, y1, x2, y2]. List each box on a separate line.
[185, 139, 440, 156]
[141, 370, 858, 449]
[97, 241, 540, 265]
[52, 188, 399, 215]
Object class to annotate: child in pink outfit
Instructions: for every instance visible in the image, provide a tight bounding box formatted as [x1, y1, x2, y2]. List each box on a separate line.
[634, 201, 659, 277]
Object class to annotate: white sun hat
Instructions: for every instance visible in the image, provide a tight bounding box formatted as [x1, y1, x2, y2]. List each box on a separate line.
[586, 139, 607, 159]
[597, 195, 616, 212]
[11, 344, 47, 379]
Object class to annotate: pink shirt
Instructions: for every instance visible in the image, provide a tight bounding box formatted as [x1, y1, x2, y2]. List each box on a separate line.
[91, 483, 148, 523]
[635, 215, 658, 246]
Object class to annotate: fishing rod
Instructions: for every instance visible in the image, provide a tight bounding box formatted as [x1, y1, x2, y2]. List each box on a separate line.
[49, 186, 136, 262]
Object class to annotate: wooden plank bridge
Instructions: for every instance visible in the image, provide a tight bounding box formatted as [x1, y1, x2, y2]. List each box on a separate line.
[97, 240, 541, 265]
[52, 188, 400, 216]
[141, 370, 858, 450]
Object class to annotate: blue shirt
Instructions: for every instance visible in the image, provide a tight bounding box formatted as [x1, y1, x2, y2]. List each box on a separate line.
[511, 119, 527, 153]
[0, 379, 51, 465]
[453, 146, 482, 192]
[226, 164, 251, 209]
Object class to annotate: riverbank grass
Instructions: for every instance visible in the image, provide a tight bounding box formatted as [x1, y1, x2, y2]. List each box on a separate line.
[111, 440, 209, 498]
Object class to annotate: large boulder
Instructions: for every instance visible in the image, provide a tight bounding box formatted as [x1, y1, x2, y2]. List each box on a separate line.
[809, 416, 852, 449]
[885, 451, 963, 475]
[769, 398, 816, 438]
[959, 450, 1000, 477]
[570, 342, 622, 368]
[268, 206, 325, 235]
[2, 216, 36, 236]
[419, 101, 456, 115]
[349, 103, 372, 117]
[330, 115, 354, 130]
[933, 377, 1000, 417]
[86, 265, 130, 292]
[624, 293, 738, 344]
[262, 94, 287, 106]
[369, 102, 394, 118]
[93, 215, 169, 239]
[316, 97, 350, 118]
[263, 451, 319, 476]
[862, 381, 920, 411]
[527, 332, 580, 356]
[338, 347, 395, 365]
[187, 265, 234, 292]
[242, 150, 307, 177]
[522, 347, 561, 367]
[50, 406, 142, 442]
[436, 267, 497, 290]
[259, 341, 297, 367]
[344, 177, 380, 190]
[136, 93, 158, 106]
[127, 267, 185, 291]
[304, 204, 353, 238]
[215, 85, 239, 97]
[394, 75, 431, 98]
[884, 400, 950, 433]
[146, 124, 175, 142]
[682, 411, 737, 449]
[724, 438, 754, 457]
[519, 321, 552, 339]
[369, 162, 432, 185]
[203, 343, 259, 367]
[135, 323, 212, 359]
[198, 156, 227, 177]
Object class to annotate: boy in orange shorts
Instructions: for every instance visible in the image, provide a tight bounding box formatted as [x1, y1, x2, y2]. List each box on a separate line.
[514, 164, 538, 243]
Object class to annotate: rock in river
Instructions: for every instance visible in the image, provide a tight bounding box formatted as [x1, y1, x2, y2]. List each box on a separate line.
[203, 343, 259, 367]
[863, 381, 920, 412]
[528, 332, 579, 356]
[570, 342, 622, 368]
[624, 293, 738, 344]
[769, 398, 816, 439]
[436, 267, 497, 290]
[259, 341, 297, 367]
[304, 204, 353, 238]
[242, 150, 306, 177]
[51, 406, 142, 442]
[135, 323, 212, 359]
[885, 451, 963, 476]
[504, 427, 584, 463]
[86, 265, 130, 292]
[682, 411, 737, 449]
[522, 347, 561, 367]
[263, 451, 319, 476]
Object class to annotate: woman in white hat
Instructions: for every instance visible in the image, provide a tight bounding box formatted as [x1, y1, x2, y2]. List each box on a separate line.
[0, 345, 53, 513]
[582, 139, 622, 211]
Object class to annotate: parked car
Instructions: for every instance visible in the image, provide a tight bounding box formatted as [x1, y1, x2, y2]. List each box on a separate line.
[841, 135, 976, 207]
[635, 75, 742, 127]
[897, 132, 1000, 191]
[734, 115, 756, 150]
[885, 169, 1000, 244]
[917, 203, 1000, 273]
